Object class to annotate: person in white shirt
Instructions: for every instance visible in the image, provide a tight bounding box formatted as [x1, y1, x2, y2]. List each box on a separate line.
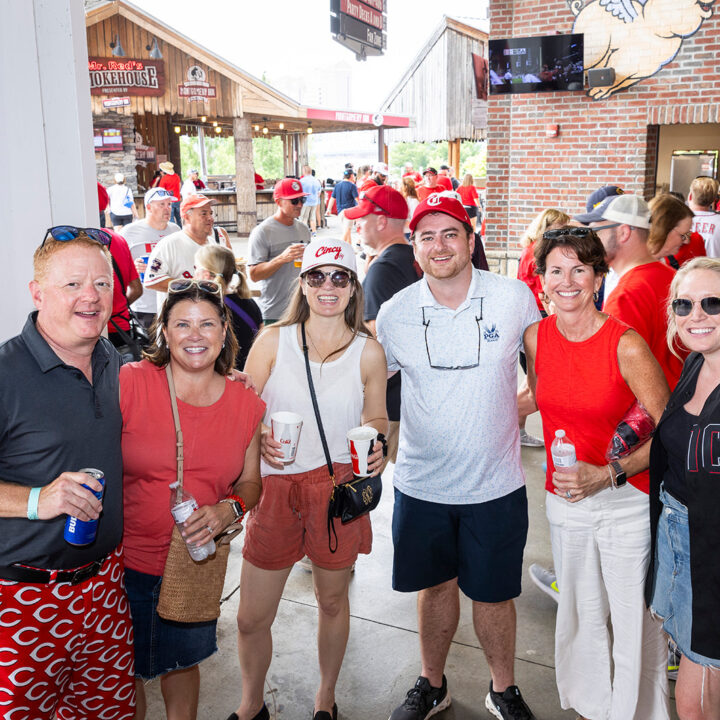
[107, 173, 138, 230]
[688, 176, 720, 256]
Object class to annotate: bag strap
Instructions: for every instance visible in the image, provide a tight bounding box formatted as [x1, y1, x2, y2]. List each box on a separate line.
[165, 365, 184, 492]
[300, 323, 339, 553]
[224, 296, 259, 334]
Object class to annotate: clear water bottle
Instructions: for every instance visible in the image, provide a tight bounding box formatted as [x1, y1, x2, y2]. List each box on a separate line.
[550, 429, 577, 473]
[169, 481, 216, 561]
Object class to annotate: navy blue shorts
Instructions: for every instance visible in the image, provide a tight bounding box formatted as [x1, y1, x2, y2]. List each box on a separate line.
[392, 486, 528, 602]
[124, 567, 218, 679]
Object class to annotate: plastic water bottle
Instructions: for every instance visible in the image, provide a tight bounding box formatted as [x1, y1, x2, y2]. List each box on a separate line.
[169, 481, 216, 561]
[550, 430, 576, 473]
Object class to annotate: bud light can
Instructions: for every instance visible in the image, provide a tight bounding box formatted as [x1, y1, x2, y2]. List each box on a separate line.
[63, 468, 105, 546]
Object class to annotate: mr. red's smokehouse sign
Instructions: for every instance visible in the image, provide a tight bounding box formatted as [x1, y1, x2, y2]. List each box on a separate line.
[88, 57, 165, 96]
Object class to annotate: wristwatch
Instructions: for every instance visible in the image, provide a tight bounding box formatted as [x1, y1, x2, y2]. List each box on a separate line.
[221, 495, 246, 523]
[610, 460, 627, 488]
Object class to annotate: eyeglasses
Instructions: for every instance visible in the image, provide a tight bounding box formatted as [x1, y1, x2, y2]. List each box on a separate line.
[304, 269, 352, 288]
[288, 197, 307, 206]
[422, 306, 483, 370]
[673, 228, 692, 243]
[671, 297, 720, 316]
[168, 279, 223, 297]
[591, 223, 621, 232]
[41, 226, 111, 248]
[146, 188, 174, 202]
[543, 227, 598, 240]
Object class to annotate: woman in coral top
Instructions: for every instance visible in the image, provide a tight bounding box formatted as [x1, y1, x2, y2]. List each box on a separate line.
[523, 227, 671, 720]
[120, 279, 264, 720]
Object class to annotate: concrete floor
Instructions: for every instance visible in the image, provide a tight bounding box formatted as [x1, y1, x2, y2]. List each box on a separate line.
[139, 217, 678, 718]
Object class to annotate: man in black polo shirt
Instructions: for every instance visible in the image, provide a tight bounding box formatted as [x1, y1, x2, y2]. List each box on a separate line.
[345, 184, 419, 465]
[0, 232, 135, 718]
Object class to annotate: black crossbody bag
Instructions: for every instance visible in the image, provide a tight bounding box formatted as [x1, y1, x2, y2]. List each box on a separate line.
[301, 323, 382, 553]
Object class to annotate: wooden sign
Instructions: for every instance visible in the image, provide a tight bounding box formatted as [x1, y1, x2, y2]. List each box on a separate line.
[88, 57, 165, 97]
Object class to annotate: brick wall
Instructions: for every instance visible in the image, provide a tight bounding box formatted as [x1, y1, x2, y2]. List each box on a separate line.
[486, 0, 720, 262]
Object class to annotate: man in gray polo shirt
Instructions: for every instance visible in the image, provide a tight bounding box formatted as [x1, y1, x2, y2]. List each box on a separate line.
[248, 177, 310, 323]
[0, 230, 135, 718]
[377, 196, 539, 720]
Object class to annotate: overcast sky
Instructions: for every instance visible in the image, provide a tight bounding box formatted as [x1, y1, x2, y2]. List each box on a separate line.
[133, 0, 488, 110]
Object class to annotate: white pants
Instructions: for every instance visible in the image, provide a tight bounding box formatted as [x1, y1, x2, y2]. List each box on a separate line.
[546, 485, 668, 720]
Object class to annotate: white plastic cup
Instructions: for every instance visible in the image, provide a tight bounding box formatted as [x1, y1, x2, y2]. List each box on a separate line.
[271, 412, 303, 463]
[347, 426, 378, 477]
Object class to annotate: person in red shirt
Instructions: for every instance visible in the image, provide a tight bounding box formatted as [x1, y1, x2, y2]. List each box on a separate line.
[437, 166, 454, 192]
[359, 162, 389, 193]
[254, 172, 264, 190]
[158, 161, 182, 227]
[457, 173, 480, 230]
[417, 168, 442, 202]
[105, 229, 143, 348]
[584, 194, 684, 389]
[97, 180, 109, 228]
[401, 162, 422, 185]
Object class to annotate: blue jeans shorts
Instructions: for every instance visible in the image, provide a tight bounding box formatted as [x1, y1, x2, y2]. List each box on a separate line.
[650, 486, 720, 667]
[392, 486, 528, 602]
[124, 567, 218, 679]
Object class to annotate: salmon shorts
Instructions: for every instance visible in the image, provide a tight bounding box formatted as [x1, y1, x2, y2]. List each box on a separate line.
[243, 462, 372, 571]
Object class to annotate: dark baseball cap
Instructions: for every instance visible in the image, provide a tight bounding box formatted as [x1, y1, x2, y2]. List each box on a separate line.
[575, 186, 625, 224]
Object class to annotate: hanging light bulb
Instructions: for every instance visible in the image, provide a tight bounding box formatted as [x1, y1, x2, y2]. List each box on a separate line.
[212, 121, 218, 127]
[200, 116, 207, 123]
[278, 122, 285, 130]
[253, 124, 260, 132]
[262, 126, 269, 135]
[307, 125, 313, 134]
[215, 126, 222, 134]
[174, 126, 181, 134]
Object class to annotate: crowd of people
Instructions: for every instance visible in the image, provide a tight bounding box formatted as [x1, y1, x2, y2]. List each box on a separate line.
[1, 169, 719, 720]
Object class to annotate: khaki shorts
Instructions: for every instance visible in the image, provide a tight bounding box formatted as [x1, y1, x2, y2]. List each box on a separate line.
[243, 462, 372, 571]
[300, 203, 315, 225]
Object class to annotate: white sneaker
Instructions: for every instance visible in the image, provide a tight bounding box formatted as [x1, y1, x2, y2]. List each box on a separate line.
[528, 564, 559, 603]
[519, 429, 544, 447]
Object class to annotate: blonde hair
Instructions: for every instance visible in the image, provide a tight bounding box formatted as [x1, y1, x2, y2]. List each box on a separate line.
[690, 177, 719, 208]
[193, 245, 248, 297]
[33, 237, 113, 283]
[666, 257, 720, 358]
[462, 173, 474, 187]
[519, 208, 571, 248]
[648, 193, 694, 255]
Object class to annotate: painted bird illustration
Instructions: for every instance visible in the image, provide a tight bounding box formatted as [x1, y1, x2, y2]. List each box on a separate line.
[571, 0, 715, 99]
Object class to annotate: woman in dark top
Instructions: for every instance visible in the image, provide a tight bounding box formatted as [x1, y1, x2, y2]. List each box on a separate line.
[194, 246, 263, 369]
[647, 257, 720, 720]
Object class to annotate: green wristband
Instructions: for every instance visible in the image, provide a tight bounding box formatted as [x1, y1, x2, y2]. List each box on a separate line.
[27, 487, 42, 521]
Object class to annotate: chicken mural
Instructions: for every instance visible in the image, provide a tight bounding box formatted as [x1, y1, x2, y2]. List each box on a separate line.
[570, 0, 716, 99]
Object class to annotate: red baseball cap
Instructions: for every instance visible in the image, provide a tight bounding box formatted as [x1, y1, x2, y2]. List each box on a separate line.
[273, 177, 308, 200]
[180, 193, 216, 215]
[344, 184, 408, 221]
[409, 195, 471, 233]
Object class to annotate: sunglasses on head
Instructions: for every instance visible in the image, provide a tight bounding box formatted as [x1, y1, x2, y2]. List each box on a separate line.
[289, 197, 307, 205]
[42, 226, 111, 248]
[671, 297, 720, 316]
[168, 278, 223, 297]
[303, 269, 352, 288]
[543, 227, 597, 240]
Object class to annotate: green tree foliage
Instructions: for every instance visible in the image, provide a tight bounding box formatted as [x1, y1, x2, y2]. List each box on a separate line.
[179, 135, 283, 179]
[388, 141, 486, 180]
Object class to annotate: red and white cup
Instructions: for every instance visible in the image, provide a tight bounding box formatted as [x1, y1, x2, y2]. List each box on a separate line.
[271, 411, 303, 463]
[347, 426, 378, 477]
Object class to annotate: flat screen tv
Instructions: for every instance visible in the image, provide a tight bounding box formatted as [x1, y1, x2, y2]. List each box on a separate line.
[489, 34, 584, 95]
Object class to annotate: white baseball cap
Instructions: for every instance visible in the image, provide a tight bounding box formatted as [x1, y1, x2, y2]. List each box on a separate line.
[372, 162, 389, 175]
[300, 238, 357, 275]
[601, 194, 651, 229]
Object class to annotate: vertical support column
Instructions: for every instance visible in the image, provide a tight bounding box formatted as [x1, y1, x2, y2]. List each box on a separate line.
[233, 116, 257, 238]
[197, 126, 208, 180]
[282, 134, 294, 177]
[296, 133, 309, 173]
[449, 139, 461, 176]
[377, 128, 385, 162]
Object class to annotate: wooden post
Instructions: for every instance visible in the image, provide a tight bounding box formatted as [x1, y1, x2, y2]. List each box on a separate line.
[233, 116, 256, 238]
[283, 134, 294, 177]
[197, 126, 208, 180]
[449, 139, 461, 176]
[297, 133, 309, 173]
[377, 127, 384, 162]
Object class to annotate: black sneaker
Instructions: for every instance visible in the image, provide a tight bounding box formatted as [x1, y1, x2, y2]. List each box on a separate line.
[484, 683, 536, 720]
[389, 675, 451, 720]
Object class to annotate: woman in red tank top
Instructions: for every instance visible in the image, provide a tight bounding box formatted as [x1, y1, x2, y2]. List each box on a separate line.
[523, 227, 670, 720]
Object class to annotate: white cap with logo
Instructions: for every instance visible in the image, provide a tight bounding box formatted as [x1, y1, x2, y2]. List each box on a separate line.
[300, 238, 357, 275]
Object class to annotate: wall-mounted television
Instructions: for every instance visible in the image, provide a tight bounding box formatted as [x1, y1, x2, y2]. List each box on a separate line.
[489, 34, 584, 95]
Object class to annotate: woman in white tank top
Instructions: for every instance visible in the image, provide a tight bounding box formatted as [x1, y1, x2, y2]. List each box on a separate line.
[228, 239, 388, 720]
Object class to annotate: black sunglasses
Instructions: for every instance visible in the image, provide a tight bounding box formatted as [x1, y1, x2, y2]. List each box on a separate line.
[304, 269, 352, 288]
[543, 227, 598, 240]
[42, 226, 111, 247]
[289, 197, 307, 205]
[168, 279, 223, 297]
[671, 297, 720, 316]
